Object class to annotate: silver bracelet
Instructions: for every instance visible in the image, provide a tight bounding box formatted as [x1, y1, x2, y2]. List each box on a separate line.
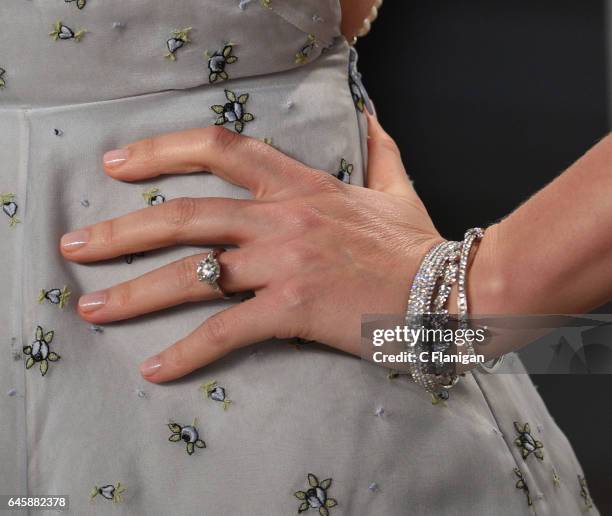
[405, 229, 484, 401]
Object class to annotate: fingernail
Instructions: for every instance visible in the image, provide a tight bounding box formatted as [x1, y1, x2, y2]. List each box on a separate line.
[61, 229, 89, 250]
[103, 148, 129, 167]
[140, 355, 162, 377]
[78, 291, 107, 313]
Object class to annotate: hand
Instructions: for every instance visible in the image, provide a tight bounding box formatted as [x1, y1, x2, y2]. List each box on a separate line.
[60, 113, 441, 383]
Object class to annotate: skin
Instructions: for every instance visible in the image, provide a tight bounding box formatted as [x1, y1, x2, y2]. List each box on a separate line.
[340, 0, 378, 41]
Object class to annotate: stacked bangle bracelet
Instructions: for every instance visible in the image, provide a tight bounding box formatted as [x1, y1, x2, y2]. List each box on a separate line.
[405, 228, 485, 402]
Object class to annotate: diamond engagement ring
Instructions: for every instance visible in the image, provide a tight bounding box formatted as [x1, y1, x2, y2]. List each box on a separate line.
[196, 249, 230, 298]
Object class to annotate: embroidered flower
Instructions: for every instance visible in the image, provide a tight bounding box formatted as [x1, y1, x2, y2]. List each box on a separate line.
[1, 193, 20, 227]
[578, 475, 593, 509]
[38, 286, 71, 309]
[90, 482, 125, 503]
[206, 44, 238, 83]
[65, 0, 86, 9]
[348, 47, 372, 114]
[165, 27, 192, 61]
[514, 468, 533, 507]
[23, 326, 60, 377]
[294, 474, 338, 515]
[49, 21, 86, 42]
[260, 0, 272, 9]
[333, 159, 353, 184]
[513, 421, 544, 460]
[295, 34, 317, 65]
[200, 380, 232, 410]
[0, 68, 5, 89]
[142, 187, 166, 206]
[552, 467, 561, 487]
[211, 89, 254, 133]
[168, 420, 206, 455]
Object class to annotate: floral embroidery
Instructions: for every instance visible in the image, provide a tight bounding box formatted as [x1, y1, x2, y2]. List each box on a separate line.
[513, 421, 544, 460]
[23, 326, 60, 377]
[260, 0, 272, 9]
[294, 474, 338, 515]
[206, 44, 238, 83]
[552, 467, 561, 487]
[578, 475, 593, 510]
[0, 68, 5, 89]
[168, 420, 206, 455]
[1, 193, 20, 227]
[165, 27, 192, 61]
[38, 286, 71, 309]
[348, 47, 372, 114]
[514, 468, 533, 507]
[90, 482, 126, 503]
[49, 21, 86, 42]
[200, 380, 232, 410]
[334, 159, 353, 184]
[142, 187, 166, 206]
[211, 89, 254, 133]
[65, 0, 86, 9]
[295, 34, 317, 65]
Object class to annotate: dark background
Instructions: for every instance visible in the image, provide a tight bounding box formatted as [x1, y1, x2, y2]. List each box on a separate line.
[356, 1, 612, 512]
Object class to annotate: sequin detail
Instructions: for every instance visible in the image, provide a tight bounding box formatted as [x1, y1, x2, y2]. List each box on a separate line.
[90, 482, 126, 503]
[294, 474, 338, 515]
[165, 27, 192, 60]
[23, 326, 60, 377]
[200, 380, 232, 410]
[38, 286, 71, 309]
[168, 420, 206, 455]
[49, 21, 86, 42]
[207, 44, 238, 83]
[1, 193, 20, 227]
[513, 421, 544, 461]
[211, 89, 254, 133]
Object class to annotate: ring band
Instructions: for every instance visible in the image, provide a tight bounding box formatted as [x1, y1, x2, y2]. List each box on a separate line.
[196, 248, 232, 299]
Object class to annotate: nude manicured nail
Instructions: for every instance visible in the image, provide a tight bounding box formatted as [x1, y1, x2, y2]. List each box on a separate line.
[78, 291, 107, 312]
[61, 229, 89, 250]
[140, 355, 161, 377]
[103, 148, 129, 167]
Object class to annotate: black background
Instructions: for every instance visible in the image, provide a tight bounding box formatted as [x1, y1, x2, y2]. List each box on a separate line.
[356, 1, 611, 512]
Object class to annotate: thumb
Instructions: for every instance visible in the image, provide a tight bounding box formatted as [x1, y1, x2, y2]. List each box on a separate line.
[365, 111, 416, 198]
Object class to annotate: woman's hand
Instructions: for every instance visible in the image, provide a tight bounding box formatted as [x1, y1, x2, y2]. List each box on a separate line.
[60, 113, 441, 383]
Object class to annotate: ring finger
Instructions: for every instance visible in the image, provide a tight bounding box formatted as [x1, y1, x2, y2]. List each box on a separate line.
[77, 247, 273, 323]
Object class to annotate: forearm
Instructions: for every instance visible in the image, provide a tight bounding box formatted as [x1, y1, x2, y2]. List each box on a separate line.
[470, 133, 612, 314]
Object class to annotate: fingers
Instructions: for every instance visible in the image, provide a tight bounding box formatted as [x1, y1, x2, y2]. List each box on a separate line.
[103, 126, 314, 199]
[139, 290, 278, 383]
[60, 197, 256, 263]
[365, 111, 417, 198]
[76, 247, 272, 324]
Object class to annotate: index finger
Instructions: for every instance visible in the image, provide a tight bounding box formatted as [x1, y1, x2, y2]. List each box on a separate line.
[103, 126, 314, 199]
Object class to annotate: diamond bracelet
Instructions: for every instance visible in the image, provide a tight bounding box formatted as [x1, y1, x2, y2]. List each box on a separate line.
[405, 228, 485, 401]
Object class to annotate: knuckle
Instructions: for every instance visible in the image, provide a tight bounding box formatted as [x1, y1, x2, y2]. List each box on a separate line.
[308, 171, 344, 193]
[96, 219, 115, 248]
[284, 240, 317, 268]
[112, 283, 133, 310]
[133, 137, 162, 166]
[162, 197, 198, 231]
[290, 202, 325, 231]
[200, 314, 229, 347]
[204, 125, 240, 155]
[175, 256, 199, 295]
[278, 279, 311, 311]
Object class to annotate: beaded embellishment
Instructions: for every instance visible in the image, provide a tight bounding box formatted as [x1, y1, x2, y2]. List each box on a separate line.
[90, 483, 126, 503]
[207, 44, 238, 83]
[65, 0, 86, 9]
[211, 89, 254, 133]
[165, 28, 192, 60]
[1, 193, 20, 227]
[49, 21, 86, 42]
[513, 422, 544, 460]
[200, 380, 232, 410]
[23, 326, 60, 377]
[294, 474, 338, 515]
[38, 286, 71, 309]
[142, 187, 166, 206]
[295, 34, 316, 65]
[168, 420, 206, 455]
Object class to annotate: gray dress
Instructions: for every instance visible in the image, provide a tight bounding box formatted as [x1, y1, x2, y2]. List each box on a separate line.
[0, 1, 597, 515]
